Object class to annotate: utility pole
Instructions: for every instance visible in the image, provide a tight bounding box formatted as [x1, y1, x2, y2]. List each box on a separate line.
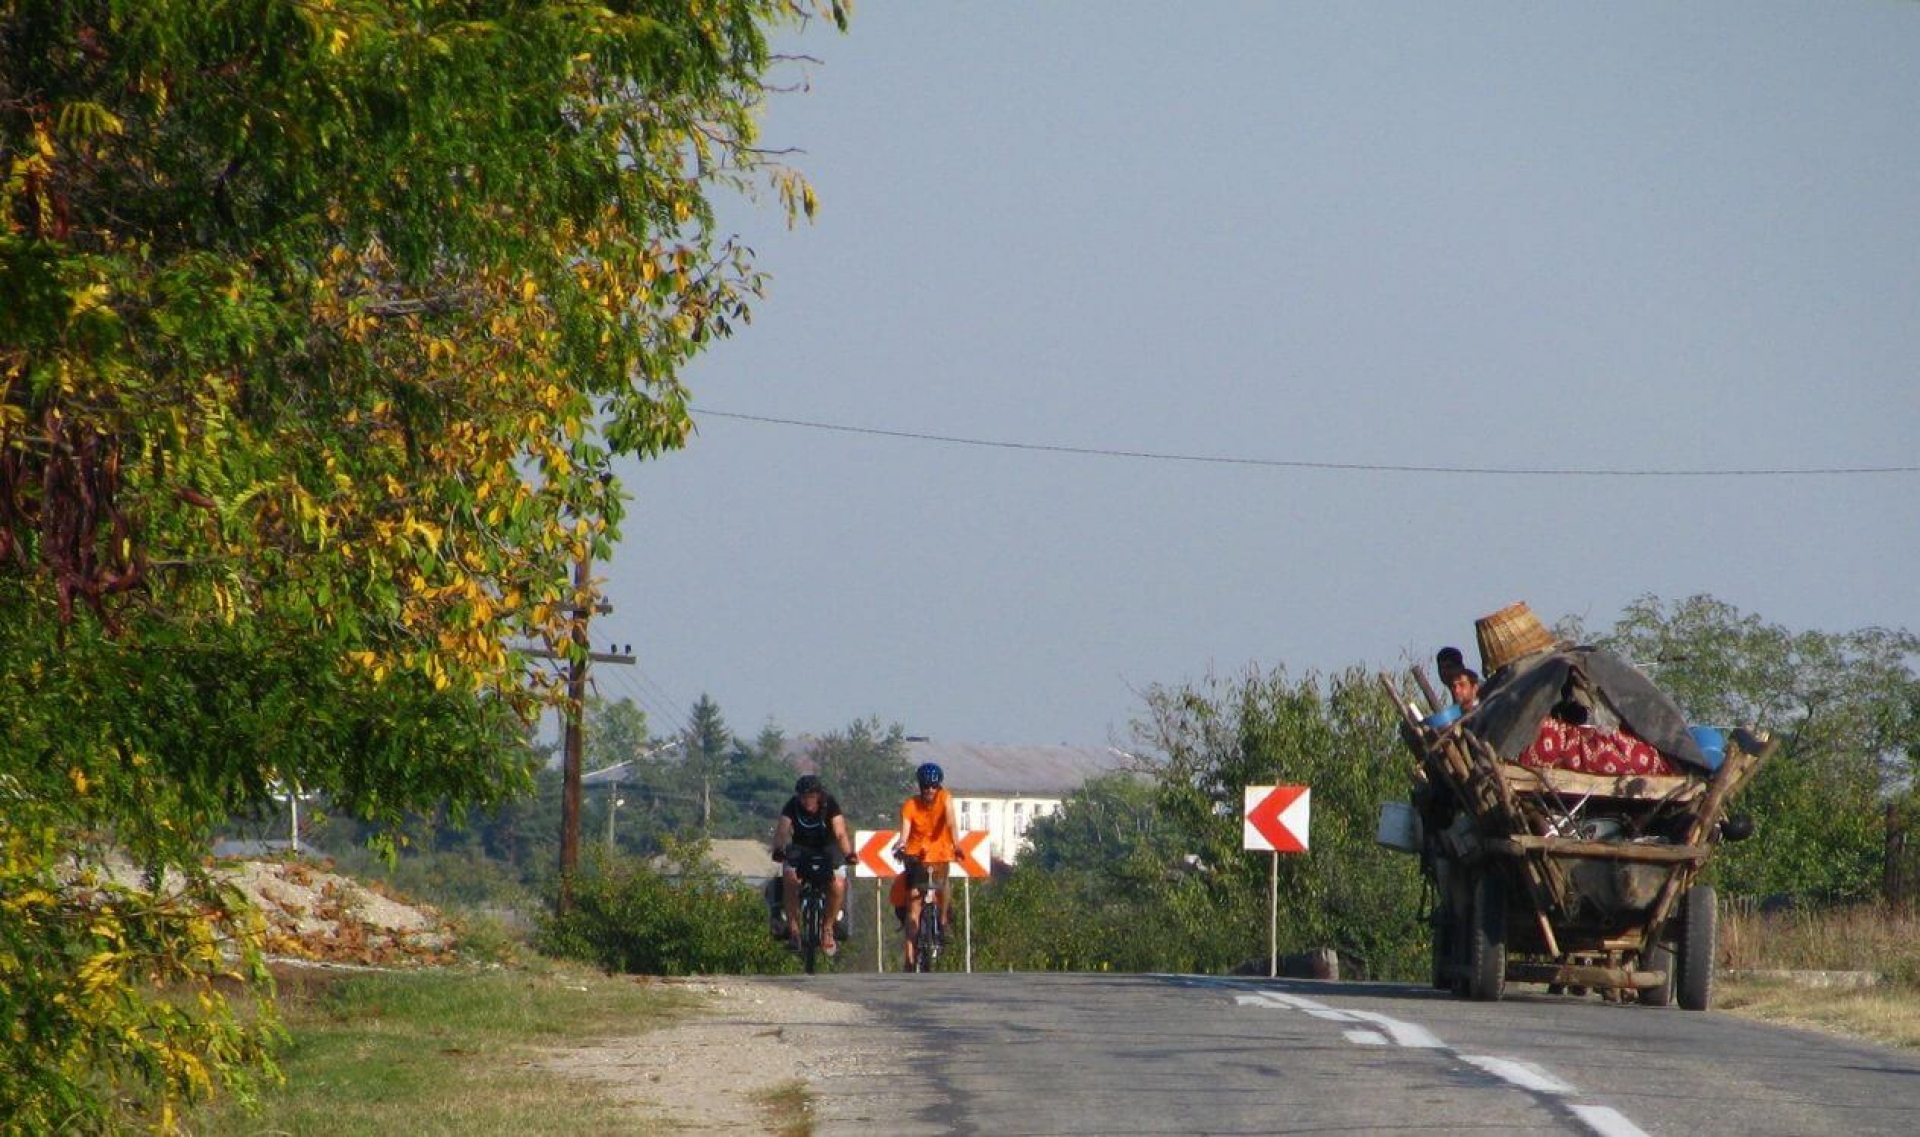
[540, 553, 635, 915]
[559, 555, 589, 913]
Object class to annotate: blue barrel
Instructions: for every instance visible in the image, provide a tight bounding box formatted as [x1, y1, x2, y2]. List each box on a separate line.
[1687, 725, 1726, 771]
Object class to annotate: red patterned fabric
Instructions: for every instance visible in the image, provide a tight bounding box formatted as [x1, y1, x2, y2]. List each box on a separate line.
[1516, 718, 1677, 776]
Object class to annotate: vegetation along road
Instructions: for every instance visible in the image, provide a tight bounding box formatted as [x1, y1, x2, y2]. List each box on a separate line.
[763, 971, 1920, 1136]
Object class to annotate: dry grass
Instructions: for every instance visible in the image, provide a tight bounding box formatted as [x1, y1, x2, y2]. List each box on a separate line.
[1718, 980, 1920, 1049]
[1720, 903, 1920, 987]
[752, 1077, 816, 1137]
[1716, 903, 1920, 1050]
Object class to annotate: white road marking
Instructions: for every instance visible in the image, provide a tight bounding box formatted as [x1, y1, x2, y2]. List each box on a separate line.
[1570, 1104, 1654, 1137]
[1222, 979, 1656, 1136]
[1459, 1054, 1575, 1095]
[1342, 1008, 1445, 1049]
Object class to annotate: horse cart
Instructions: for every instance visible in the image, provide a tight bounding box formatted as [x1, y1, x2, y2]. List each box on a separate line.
[1382, 622, 1773, 1010]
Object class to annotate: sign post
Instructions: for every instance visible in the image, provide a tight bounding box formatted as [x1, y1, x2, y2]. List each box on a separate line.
[1242, 785, 1311, 978]
[854, 830, 898, 972]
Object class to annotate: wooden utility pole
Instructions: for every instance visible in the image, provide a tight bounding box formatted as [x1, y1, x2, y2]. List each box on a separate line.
[559, 556, 590, 913]
[550, 555, 635, 915]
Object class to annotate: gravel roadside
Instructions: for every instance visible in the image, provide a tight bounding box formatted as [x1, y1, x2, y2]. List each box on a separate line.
[539, 977, 928, 1134]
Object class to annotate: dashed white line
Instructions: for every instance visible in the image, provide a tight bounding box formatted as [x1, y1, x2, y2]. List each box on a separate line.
[1227, 981, 1656, 1136]
[1342, 1008, 1445, 1049]
[1459, 1054, 1575, 1095]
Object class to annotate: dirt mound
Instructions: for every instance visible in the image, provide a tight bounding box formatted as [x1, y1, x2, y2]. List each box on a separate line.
[81, 853, 458, 967]
[218, 859, 457, 966]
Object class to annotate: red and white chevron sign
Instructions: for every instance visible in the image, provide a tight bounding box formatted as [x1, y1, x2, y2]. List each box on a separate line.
[1242, 785, 1310, 853]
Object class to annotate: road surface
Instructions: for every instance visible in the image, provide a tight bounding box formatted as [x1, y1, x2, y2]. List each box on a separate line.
[778, 972, 1920, 1136]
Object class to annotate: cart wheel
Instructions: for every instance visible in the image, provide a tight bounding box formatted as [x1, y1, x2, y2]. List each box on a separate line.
[1676, 884, 1716, 1011]
[1466, 871, 1507, 1002]
[1429, 904, 1455, 990]
[1638, 944, 1676, 1007]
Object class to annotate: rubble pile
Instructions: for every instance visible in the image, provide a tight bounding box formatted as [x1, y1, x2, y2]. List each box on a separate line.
[218, 859, 457, 966]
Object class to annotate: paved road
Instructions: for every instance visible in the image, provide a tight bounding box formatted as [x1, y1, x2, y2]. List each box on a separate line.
[781, 972, 1920, 1136]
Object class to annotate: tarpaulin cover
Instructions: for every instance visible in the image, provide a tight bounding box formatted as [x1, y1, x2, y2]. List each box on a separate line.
[1459, 646, 1710, 772]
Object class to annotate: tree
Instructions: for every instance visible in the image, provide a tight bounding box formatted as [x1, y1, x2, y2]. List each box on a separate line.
[1565, 595, 1920, 903]
[682, 693, 734, 832]
[0, 1, 845, 1126]
[974, 668, 1427, 978]
[810, 717, 913, 827]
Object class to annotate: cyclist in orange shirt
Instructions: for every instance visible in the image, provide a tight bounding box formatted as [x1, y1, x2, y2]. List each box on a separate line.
[893, 762, 960, 969]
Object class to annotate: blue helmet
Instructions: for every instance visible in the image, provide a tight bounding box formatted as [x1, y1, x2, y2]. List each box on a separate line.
[915, 762, 944, 788]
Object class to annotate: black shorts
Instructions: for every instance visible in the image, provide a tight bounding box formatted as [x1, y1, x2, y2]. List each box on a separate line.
[900, 858, 931, 890]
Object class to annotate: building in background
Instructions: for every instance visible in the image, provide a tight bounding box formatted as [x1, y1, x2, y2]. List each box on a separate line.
[899, 739, 1134, 867]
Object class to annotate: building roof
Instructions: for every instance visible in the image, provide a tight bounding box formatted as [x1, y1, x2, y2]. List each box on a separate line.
[900, 739, 1133, 797]
[650, 838, 770, 881]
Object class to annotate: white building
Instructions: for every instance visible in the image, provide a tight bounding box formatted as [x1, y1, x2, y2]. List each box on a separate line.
[899, 739, 1134, 867]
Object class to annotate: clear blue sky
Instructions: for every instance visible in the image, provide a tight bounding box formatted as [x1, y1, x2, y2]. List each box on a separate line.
[599, 2, 1919, 747]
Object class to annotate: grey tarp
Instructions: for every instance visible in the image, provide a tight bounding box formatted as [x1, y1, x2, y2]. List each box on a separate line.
[1459, 646, 1710, 772]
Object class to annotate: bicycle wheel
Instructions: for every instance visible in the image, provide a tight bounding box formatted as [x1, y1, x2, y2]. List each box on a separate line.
[915, 898, 939, 973]
[800, 889, 822, 975]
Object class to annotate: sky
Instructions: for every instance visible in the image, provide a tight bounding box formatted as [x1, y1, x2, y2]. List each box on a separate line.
[596, 2, 1920, 749]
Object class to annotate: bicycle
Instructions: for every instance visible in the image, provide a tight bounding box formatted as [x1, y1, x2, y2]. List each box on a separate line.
[895, 852, 944, 973]
[780, 849, 838, 974]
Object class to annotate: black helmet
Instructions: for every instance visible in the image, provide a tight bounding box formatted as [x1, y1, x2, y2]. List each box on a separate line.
[794, 774, 824, 796]
[915, 762, 944, 788]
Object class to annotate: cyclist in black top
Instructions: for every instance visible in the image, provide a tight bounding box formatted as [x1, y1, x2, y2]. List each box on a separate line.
[771, 774, 855, 953]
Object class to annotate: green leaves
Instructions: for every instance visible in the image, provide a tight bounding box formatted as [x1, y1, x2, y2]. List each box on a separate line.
[3, 0, 847, 1125]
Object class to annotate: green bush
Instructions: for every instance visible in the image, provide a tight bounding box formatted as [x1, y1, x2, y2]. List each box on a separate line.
[535, 850, 793, 976]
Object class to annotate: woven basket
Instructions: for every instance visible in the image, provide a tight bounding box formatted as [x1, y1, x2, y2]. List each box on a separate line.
[1475, 601, 1557, 674]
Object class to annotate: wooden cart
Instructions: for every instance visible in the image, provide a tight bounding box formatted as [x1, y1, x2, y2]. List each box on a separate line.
[1388, 691, 1773, 1009]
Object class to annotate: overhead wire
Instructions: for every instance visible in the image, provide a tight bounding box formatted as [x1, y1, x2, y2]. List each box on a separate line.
[698, 408, 1919, 478]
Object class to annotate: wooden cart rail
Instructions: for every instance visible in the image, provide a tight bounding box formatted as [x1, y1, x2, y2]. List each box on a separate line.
[1487, 836, 1712, 863]
[1499, 766, 1703, 804]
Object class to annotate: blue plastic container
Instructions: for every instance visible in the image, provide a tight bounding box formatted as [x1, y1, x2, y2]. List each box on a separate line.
[1424, 704, 1463, 730]
[1687, 725, 1726, 771]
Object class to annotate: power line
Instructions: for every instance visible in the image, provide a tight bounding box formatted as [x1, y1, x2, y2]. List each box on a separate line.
[699, 408, 1919, 478]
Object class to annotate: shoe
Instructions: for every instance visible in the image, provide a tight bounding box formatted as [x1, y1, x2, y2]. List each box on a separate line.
[821, 934, 837, 956]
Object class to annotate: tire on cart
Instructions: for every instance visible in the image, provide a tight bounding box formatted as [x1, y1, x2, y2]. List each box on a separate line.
[1638, 943, 1676, 1007]
[1430, 905, 1454, 991]
[1466, 870, 1507, 1002]
[1675, 883, 1717, 1011]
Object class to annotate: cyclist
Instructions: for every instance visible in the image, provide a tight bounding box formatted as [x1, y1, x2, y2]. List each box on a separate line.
[893, 761, 960, 970]
[771, 773, 854, 954]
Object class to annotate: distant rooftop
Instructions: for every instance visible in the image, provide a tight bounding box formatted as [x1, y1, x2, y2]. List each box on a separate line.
[901, 739, 1134, 796]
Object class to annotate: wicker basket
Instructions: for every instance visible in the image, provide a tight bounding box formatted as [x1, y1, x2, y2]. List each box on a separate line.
[1475, 602, 1557, 674]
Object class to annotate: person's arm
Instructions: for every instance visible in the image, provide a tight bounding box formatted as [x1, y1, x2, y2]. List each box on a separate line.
[772, 813, 793, 859]
[945, 791, 961, 842]
[831, 814, 854, 860]
[895, 802, 914, 853]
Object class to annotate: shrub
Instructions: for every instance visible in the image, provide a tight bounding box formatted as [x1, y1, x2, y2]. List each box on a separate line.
[535, 849, 792, 976]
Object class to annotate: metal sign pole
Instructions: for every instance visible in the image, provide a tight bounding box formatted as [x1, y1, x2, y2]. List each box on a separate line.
[875, 879, 884, 973]
[964, 877, 973, 974]
[1269, 850, 1279, 979]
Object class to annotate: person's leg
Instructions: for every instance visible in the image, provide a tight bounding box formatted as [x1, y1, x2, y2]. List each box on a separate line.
[781, 868, 802, 941]
[932, 863, 953, 939]
[902, 887, 922, 967]
[825, 873, 845, 950]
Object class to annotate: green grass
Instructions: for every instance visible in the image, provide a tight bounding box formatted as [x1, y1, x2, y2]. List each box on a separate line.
[191, 964, 700, 1136]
